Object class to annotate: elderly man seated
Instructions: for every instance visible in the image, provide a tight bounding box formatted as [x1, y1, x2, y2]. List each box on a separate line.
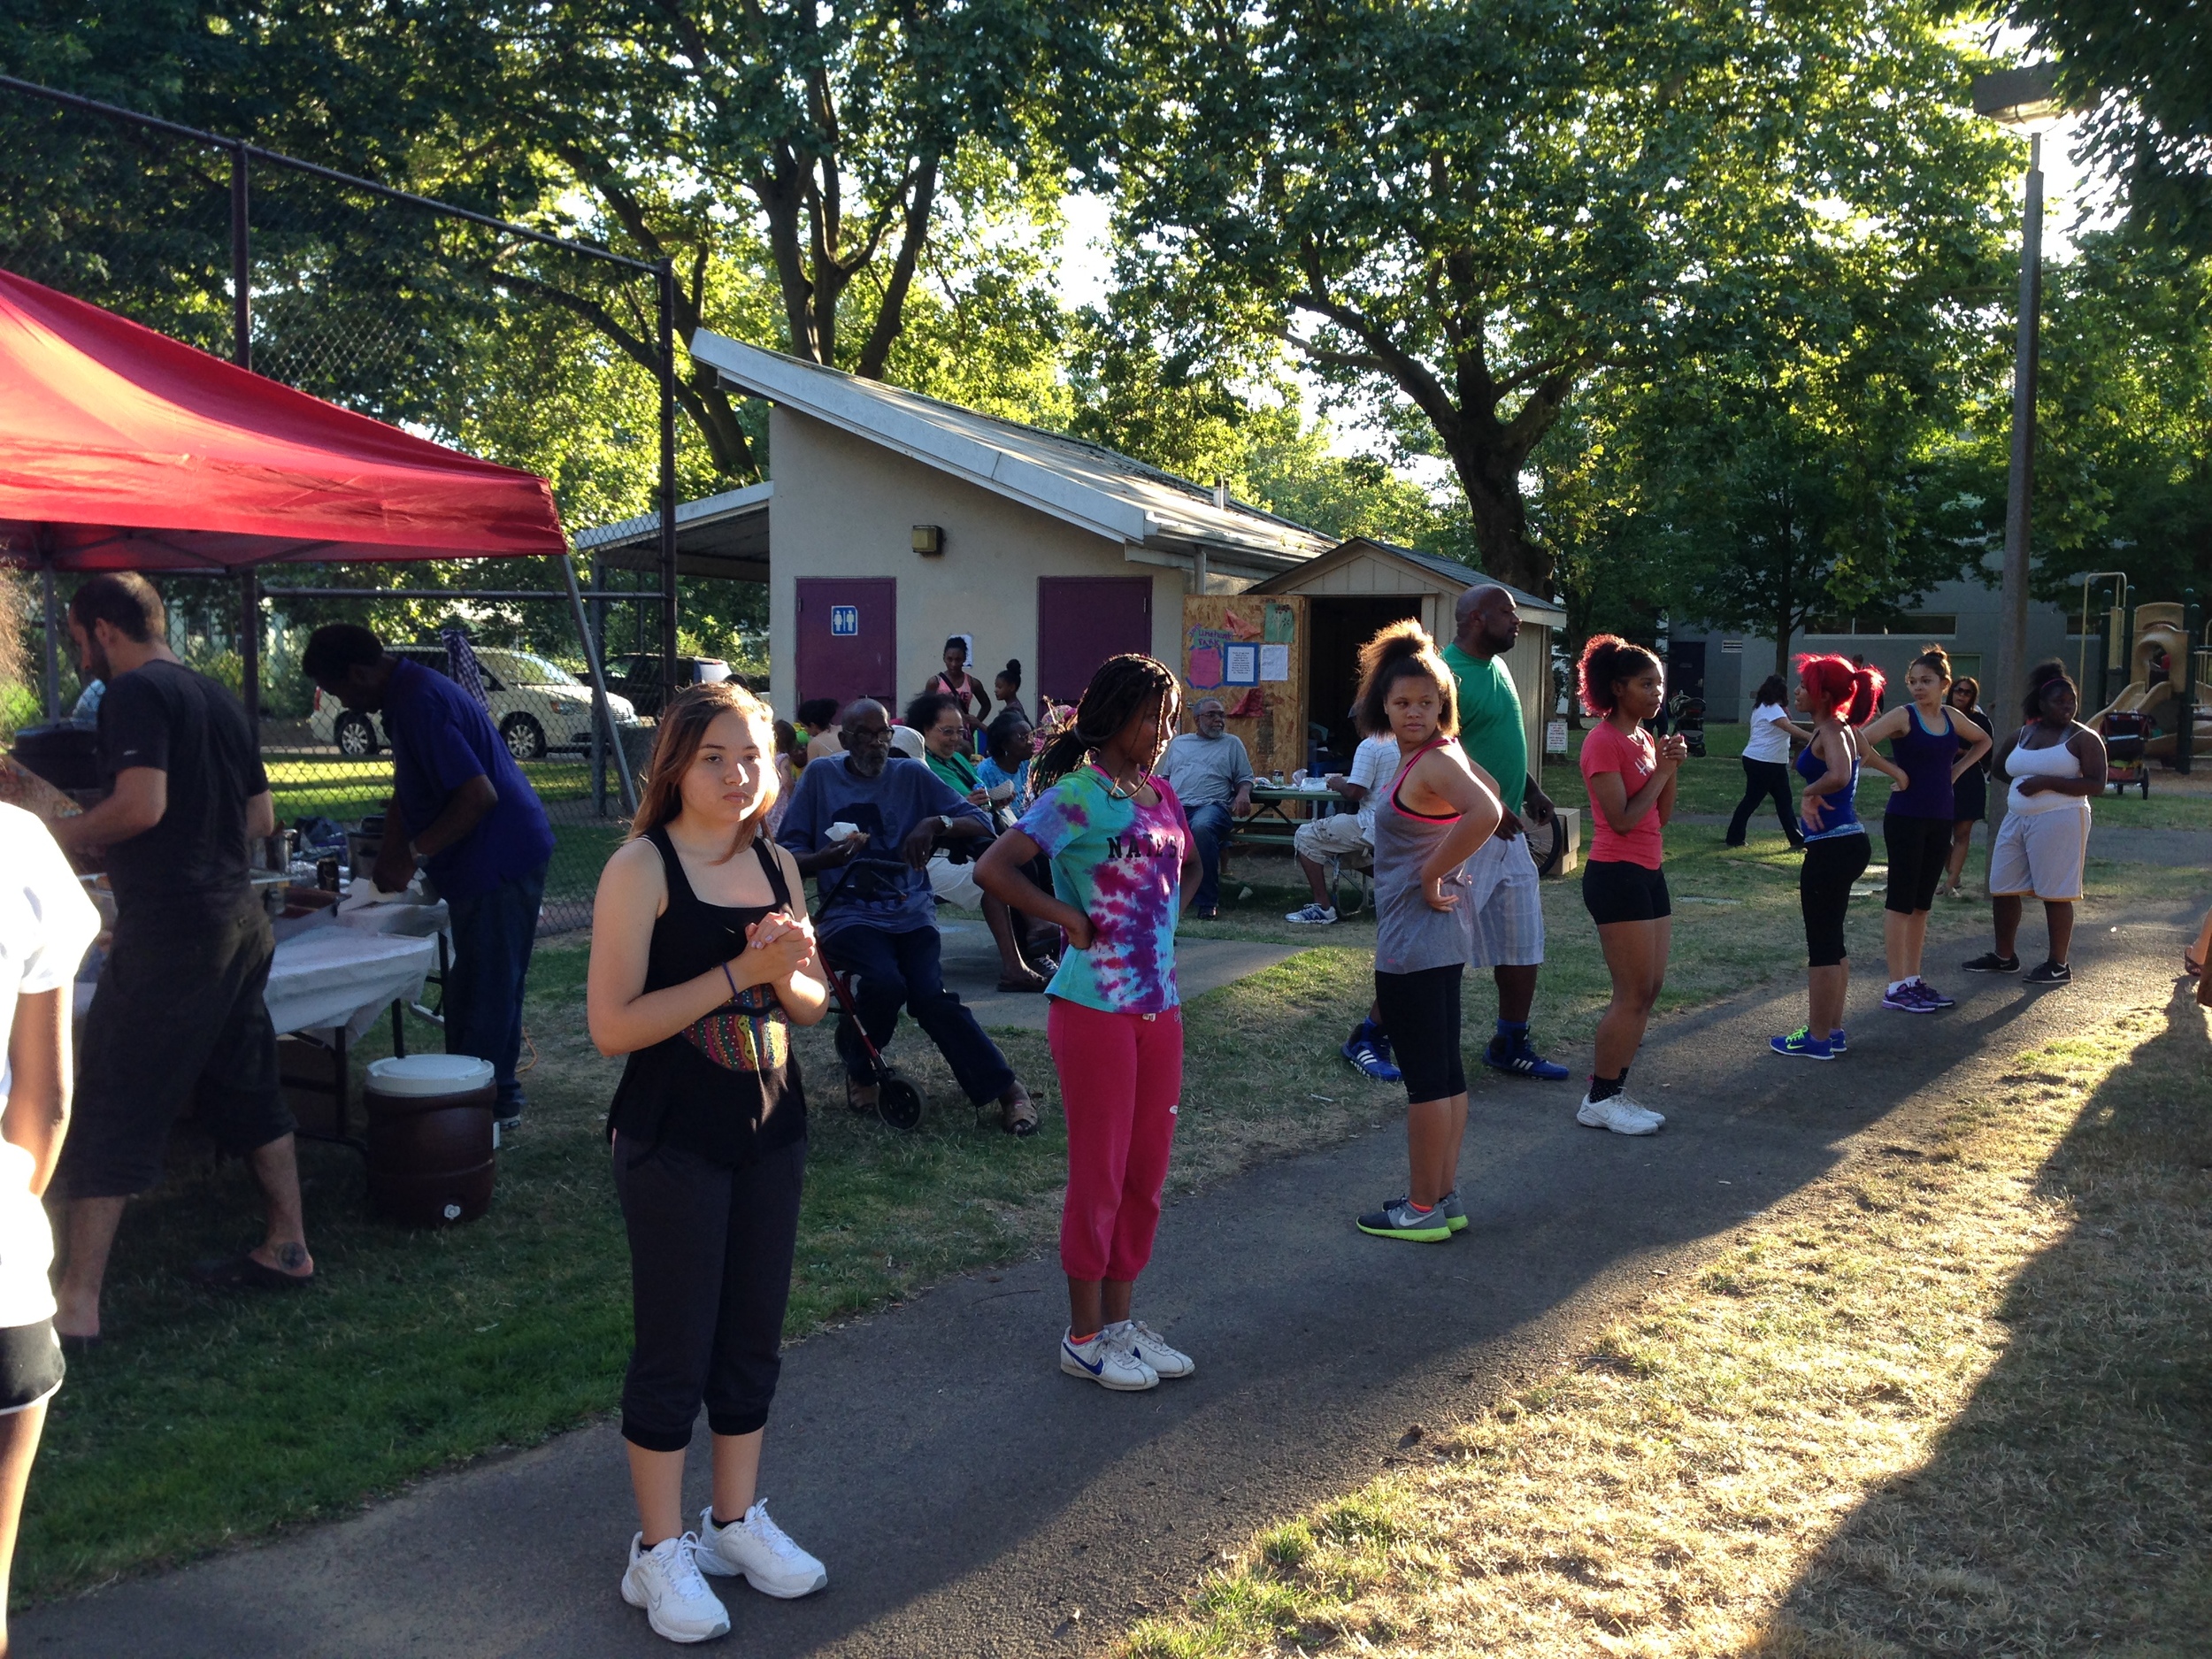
[1156, 695, 1255, 919]
[779, 700, 1039, 1134]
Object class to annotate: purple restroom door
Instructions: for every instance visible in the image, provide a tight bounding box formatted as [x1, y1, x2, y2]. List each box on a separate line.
[795, 578, 897, 710]
[1038, 576, 1152, 707]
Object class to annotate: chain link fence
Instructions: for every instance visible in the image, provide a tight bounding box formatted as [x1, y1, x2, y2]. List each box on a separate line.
[0, 78, 687, 930]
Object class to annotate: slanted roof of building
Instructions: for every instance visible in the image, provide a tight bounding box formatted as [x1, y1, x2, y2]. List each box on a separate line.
[687, 332, 1333, 575]
[573, 481, 772, 580]
[1250, 535, 1565, 625]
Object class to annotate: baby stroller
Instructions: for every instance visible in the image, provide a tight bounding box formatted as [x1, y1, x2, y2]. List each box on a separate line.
[2100, 710, 2150, 799]
[809, 860, 928, 1132]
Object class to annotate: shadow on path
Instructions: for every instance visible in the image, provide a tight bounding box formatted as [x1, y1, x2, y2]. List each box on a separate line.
[16, 914, 2179, 1658]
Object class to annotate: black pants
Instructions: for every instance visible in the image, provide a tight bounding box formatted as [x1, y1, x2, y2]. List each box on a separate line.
[1800, 834, 1870, 968]
[1727, 759, 1802, 848]
[1373, 964, 1465, 1103]
[824, 924, 1014, 1104]
[613, 1133, 805, 1453]
[1882, 814, 1953, 915]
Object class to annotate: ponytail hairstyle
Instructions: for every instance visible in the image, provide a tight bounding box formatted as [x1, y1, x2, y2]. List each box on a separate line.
[629, 680, 780, 856]
[1576, 634, 1663, 717]
[1909, 642, 1954, 685]
[1030, 653, 1183, 794]
[1795, 652, 1886, 726]
[1753, 673, 1788, 710]
[1355, 619, 1458, 737]
[2023, 658, 2077, 720]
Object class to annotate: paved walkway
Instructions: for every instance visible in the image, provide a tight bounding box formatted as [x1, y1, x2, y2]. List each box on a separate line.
[19, 900, 2195, 1658]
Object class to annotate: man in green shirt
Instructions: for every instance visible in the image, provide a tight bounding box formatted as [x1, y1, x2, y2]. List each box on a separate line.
[1439, 584, 1568, 1082]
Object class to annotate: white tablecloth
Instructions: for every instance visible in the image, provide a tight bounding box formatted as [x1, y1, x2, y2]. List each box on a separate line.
[72, 919, 437, 1044]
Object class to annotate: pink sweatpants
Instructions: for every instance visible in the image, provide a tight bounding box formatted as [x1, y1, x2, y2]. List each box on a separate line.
[1049, 999, 1185, 1282]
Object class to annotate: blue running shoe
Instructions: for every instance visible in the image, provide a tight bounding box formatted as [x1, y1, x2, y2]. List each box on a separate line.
[1829, 1027, 1848, 1053]
[1386, 1189, 1468, 1233]
[1484, 1039, 1570, 1081]
[1770, 1026, 1835, 1061]
[1342, 1022, 1402, 1082]
[1356, 1199, 1452, 1242]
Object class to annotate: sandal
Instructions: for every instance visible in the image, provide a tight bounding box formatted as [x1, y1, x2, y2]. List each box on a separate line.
[997, 968, 1048, 994]
[845, 1076, 880, 1114]
[998, 1085, 1040, 1137]
[194, 1253, 312, 1292]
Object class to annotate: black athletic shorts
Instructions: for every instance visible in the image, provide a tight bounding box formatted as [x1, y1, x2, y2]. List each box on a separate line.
[1373, 964, 1465, 1104]
[1882, 813, 1954, 915]
[1581, 859, 1671, 926]
[1801, 833, 1870, 967]
[64, 897, 292, 1199]
[0, 1322, 64, 1416]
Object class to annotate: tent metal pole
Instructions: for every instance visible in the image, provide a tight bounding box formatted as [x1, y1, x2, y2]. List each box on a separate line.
[657, 262, 680, 711]
[240, 565, 261, 744]
[563, 553, 637, 814]
[38, 551, 59, 721]
[230, 143, 251, 372]
[589, 557, 606, 817]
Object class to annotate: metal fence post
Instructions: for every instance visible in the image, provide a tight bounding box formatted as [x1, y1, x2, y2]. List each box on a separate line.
[562, 553, 637, 813]
[38, 553, 59, 721]
[657, 262, 679, 712]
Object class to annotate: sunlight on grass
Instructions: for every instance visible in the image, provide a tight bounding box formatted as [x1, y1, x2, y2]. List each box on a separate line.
[1118, 994, 2212, 1656]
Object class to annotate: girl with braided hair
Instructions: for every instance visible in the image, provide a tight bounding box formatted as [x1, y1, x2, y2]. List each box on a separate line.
[976, 655, 1201, 1393]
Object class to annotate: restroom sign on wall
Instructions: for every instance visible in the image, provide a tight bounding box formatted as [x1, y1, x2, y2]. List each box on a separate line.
[830, 605, 859, 636]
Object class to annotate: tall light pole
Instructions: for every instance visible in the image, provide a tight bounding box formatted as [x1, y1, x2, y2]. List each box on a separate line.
[1973, 65, 2066, 728]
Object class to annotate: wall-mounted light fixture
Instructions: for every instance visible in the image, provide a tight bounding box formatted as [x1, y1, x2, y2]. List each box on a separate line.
[911, 524, 944, 556]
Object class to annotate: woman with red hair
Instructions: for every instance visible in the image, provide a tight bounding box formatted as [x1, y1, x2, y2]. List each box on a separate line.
[1772, 655, 1898, 1060]
[1573, 635, 1686, 1133]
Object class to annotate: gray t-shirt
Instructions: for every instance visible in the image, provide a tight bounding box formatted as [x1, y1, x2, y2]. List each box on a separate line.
[1158, 731, 1255, 809]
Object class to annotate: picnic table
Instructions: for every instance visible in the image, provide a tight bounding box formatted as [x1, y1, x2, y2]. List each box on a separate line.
[1225, 782, 1372, 913]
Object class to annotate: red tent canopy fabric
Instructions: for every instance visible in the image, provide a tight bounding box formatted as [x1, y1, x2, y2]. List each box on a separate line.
[0, 268, 566, 571]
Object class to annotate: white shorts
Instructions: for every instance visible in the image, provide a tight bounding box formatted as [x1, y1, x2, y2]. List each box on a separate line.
[1989, 804, 2089, 902]
[1293, 812, 1373, 866]
[1464, 832, 1546, 968]
[927, 850, 987, 910]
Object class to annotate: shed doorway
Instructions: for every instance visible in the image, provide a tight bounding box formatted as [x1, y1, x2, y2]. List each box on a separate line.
[1307, 595, 1422, 765]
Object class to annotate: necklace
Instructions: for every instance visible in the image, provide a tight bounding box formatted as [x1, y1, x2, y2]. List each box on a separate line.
[1091, 759, 1145, 800]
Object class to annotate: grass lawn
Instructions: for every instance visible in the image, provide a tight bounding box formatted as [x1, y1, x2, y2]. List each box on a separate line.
[18, 818, 2132, 1604]
[1118, 926, 2210, 1655]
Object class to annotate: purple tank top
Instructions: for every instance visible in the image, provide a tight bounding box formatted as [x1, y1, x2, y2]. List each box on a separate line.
[1886, 706, 1960, 818]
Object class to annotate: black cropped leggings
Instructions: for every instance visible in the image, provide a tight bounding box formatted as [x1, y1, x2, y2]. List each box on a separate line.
[1727, 758, 1802, 848]
[1800, 834, 1871, 968]
[613, 1132, 805, 1453]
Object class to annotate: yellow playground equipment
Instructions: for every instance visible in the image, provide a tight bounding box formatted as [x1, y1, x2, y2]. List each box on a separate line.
[2094, 602, 2212, 763]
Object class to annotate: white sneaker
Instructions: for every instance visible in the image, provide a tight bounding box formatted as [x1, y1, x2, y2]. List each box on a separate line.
[621, 1532, 731, 1644]
[1116, 1318, 1194, 1379]
[1577, 1093, 1664, 1135]
[697, 1501, 827, 1597]
[1285, 902, 1339, 925]
[1061, 1327, 1158, 1390]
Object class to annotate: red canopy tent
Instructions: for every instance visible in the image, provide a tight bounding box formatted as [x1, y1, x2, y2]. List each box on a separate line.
[0, 268, 566, 570]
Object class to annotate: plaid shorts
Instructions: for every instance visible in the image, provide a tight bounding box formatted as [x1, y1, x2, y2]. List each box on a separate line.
[1465, 832, 1546, 968]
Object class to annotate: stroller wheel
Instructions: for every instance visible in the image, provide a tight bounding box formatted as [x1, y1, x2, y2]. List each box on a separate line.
[877, 1073, 925, 1132]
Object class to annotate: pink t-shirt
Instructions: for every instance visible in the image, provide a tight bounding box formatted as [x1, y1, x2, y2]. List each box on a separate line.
[1579, 721, 1663, 870]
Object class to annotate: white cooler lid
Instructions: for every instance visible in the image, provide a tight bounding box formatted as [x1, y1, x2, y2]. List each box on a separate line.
[365, 1055, 495, 1097]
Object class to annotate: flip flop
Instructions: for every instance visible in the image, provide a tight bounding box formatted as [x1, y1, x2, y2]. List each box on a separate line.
[997, 1087, 1040, 1137]
[996, 971, 1048, 994]
[194, 1254, 312, 1292]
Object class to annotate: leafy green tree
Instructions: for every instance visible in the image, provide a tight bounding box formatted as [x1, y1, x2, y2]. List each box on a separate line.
[2007, 0, 2212, 251]
[1104, 0, 2016, 593]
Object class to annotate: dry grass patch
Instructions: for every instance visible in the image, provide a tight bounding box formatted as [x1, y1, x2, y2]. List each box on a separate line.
[1121, 990, 2212, 1657]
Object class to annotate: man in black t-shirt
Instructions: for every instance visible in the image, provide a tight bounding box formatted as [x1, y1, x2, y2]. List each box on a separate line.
[49, 574, 315, 1343]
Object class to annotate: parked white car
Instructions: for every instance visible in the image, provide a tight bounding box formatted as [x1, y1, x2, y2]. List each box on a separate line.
[310, 646, 639, 762]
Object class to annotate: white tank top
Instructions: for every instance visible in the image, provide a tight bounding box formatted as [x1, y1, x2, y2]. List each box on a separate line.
[2006, 728, 2085, 815]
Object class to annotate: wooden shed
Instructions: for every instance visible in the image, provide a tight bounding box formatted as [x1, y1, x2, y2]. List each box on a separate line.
[1239, 537, 1563, 777]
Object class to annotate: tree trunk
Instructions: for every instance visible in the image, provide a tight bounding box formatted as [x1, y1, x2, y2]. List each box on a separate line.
[1454, 441, 1549, 594]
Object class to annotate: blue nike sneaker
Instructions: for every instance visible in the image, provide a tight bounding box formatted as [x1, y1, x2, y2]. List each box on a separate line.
[1342, 1021, 1402, 1082]
[1829, 1027, 1848, 1053]
[1484, 1037, 1570, 1080]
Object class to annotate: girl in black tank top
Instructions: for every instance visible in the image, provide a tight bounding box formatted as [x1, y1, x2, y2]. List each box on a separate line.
[586, 685, 832, 1638]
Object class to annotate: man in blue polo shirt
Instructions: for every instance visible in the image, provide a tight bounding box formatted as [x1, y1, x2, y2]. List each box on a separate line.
[303, 625, 556, 1130]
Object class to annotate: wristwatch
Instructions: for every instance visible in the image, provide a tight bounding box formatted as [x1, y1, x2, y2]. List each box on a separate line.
[939, 813, 956, 833]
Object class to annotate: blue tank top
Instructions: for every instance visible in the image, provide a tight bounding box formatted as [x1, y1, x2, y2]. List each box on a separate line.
[1884, 705, 1960, 819]
[1796, 733, 1864, 842]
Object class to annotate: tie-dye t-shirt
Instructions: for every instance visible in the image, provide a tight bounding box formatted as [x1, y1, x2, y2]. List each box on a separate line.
[1017, 767, 1193, 1014]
